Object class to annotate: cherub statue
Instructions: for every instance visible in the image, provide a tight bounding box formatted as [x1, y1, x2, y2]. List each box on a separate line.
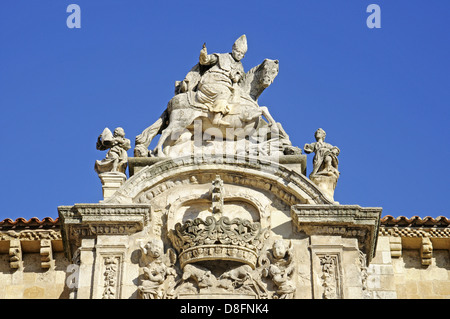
[138, 239, 177, 299]
[261, 239, 296, 299]
[94, 127, 131, 175]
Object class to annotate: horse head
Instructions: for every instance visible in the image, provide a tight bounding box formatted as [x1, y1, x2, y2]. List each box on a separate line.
[258, 59, 279, 89]
[241, 59, 279, 101]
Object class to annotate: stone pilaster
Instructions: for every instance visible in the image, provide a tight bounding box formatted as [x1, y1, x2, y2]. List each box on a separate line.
[291, 204, 381, 299]
[58, 203, 151, 299]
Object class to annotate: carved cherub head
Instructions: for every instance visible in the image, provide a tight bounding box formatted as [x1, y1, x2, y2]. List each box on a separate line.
[142, 238, 164, 259]
[272, 239, 288, 260]
[113, 127, 125, 138]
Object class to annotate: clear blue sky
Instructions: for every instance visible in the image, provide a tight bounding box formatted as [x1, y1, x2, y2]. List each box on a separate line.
[0, 0, 449, 221]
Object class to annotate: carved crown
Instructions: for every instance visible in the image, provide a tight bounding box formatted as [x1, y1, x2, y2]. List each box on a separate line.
[169, 216, 269, 269]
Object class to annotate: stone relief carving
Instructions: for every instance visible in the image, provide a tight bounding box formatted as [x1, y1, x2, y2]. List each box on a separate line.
[169, 215, 269, 269]
[95, 127, 131, 175]
[0, 229, 61, 241]
[218, 264, 269, 298]
[102, 256, 120, 299]
[68, 248, 81, 299]
[177, 263, 216, 292]
[169, 257, 271, 298]
[318, 254, 341, 299]
[138, 238, 178, 299]
[260, 239, 296, 299]
[210, 175, 225, 215]
[147, 227, 300, 299]
[358, 250, 371, 299]
[304, 128, 340, 201]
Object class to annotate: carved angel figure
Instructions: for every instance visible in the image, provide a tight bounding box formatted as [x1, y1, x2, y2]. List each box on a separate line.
[94, 127, 131, 175]
[138, 239, 177, 299]
[261, 239, 296, 299]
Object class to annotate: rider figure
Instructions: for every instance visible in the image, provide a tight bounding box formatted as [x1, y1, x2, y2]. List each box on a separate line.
[196, 35, 248, 126]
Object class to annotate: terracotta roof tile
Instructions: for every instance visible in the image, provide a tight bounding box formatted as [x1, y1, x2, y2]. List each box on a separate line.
[380, 215, 450, 227]
[0, 217, 59, 229]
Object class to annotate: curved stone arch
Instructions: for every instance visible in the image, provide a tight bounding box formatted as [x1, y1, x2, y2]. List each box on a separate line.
[105, 156, 333, 205]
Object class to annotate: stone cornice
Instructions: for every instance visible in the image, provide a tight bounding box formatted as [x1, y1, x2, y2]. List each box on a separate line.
[379, 226, 450, 238]
[290, 204, 382, 262]
[57, 204, 152, 260]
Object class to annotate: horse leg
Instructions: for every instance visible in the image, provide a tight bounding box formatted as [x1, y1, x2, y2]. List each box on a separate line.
[259, 106, 276, 126]
[154, 125, 172, 157]
[154, 109, 201, 157]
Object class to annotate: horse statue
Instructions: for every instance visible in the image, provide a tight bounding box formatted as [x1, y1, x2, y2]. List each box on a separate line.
[134, 59, 279, 157]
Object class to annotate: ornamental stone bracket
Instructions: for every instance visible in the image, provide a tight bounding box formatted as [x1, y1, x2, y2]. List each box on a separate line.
[379, 218, 450, 267]
[0, 221, 62, 271]
[290, 204, 382, 263]
[57, 204, 151, 261]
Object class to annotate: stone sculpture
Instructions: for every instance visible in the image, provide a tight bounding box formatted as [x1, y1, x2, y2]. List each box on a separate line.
[53, 33, 390, 301]
[304, 128, 340, 201]
[179, 263, 216, 290]
[169, 215, 268, 269]
[134, 35, 298, 158]
[95, 127, 131, 175]
[261, 239, 296, 299]
[138, 238, 177, 299]
[210, 175, 224, 215]
[219, 264, 269, 298]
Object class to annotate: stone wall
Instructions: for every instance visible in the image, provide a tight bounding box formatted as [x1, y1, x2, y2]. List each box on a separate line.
[0, 215, 448, 299]
[0, 251, 70, 298]
[0, 217, 70, 299]
[369, 217, 450, 299]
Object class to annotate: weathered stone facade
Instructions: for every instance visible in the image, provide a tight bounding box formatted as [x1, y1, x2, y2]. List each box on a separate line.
[0, 160, 448, 299]
[1, 35, 448, 300]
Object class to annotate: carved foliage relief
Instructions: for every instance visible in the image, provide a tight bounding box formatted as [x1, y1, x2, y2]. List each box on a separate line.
[317, 254, 341, 299]
[102, 256, 121, 299]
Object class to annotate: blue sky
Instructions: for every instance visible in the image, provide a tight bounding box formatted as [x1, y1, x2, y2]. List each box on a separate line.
[0, 0, 449, 221]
